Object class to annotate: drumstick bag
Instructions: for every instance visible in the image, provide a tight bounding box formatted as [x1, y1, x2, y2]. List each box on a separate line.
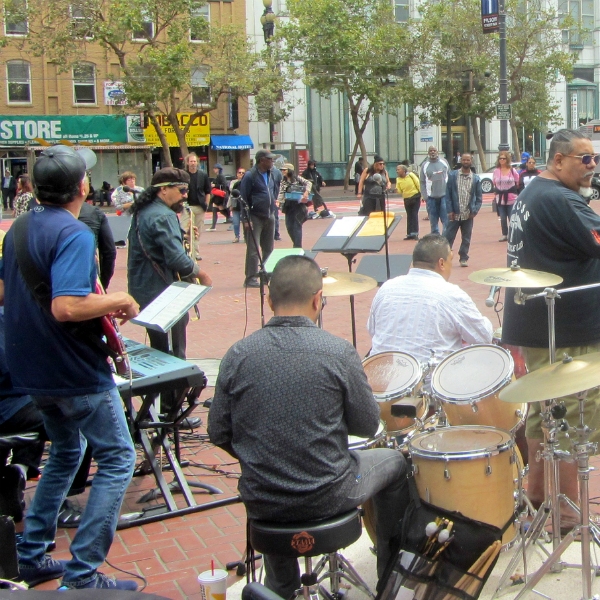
[376, 477, 508, 600]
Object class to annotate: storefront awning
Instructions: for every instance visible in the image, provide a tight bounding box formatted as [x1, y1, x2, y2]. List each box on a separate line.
[210, 134, 254, 150]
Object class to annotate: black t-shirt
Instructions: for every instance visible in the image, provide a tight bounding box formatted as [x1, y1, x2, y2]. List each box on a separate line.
[502, 177, 600, 348]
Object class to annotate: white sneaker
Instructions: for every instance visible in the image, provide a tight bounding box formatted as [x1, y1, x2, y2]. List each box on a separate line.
[327, 211, 336, 218]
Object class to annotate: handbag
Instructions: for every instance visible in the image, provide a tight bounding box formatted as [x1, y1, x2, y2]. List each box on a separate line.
[212, 187, 226, 199]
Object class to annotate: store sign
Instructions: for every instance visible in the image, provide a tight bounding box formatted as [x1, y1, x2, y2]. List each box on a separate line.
[127, 112, 210, 147]
[0, 115, 128, 146]
[104, 81, 127, 106]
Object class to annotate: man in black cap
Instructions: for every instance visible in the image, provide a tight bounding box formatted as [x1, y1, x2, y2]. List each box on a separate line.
[127, 167, 212, 396]
[0, 145, 141, 590]
[239, 149, 282, 288]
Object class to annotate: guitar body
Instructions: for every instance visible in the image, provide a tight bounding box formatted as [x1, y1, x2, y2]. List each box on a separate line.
[95, 281, 130, 375]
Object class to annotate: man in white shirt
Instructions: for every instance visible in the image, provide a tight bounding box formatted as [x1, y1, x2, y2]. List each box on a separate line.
[367, 234, 492, 365]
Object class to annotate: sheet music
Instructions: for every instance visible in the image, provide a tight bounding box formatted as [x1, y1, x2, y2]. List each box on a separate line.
[326, 216, 365, 238]
[356, 212, 395, 236]
[131, 282, 211, 333]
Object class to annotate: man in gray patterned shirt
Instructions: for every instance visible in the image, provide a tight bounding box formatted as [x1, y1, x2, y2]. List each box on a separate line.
[208, 255, 408, 599]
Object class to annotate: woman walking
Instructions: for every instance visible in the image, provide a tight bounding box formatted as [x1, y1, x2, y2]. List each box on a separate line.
[492, 151, 519, 241]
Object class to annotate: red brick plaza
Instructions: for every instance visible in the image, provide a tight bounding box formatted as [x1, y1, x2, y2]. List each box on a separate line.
[4, 189, 600, 598]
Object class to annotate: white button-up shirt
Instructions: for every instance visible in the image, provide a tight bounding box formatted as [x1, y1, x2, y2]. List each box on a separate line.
[367, 268, 493, 365]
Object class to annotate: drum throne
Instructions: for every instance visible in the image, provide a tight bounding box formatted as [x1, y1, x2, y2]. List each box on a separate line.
[248, 508, 374, 600]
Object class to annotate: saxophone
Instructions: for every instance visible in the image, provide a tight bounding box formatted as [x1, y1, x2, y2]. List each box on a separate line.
[182, 205, 201, 320]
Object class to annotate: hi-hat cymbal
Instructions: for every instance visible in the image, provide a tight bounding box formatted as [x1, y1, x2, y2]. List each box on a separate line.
[322, 272, 378, 297]
[469, 266, 563, 288]
[500, 352, 600, 403]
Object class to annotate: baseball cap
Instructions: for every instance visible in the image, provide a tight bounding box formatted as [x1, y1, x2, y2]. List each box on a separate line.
[33, 145, 95, 193]
[151, 167, 191, 187]
[282, 163, 295, 171]
[255, 149, 275, 161]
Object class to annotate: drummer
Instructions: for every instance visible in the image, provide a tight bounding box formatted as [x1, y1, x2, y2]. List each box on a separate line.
[368, 234, 493, 366]
[208, 255, 408, 598]
[502, 128, 600, 530]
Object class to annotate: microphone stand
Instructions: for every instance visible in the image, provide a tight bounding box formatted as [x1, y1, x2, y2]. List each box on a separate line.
[381, 185, 391, 281]
[238, 196, 268, 328]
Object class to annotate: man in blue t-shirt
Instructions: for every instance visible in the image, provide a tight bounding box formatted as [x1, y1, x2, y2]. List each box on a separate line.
[0, 146, 140, 591]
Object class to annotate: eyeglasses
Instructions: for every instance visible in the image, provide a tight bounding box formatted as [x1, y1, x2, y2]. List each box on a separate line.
[498, 157, 507, 161]
[564, 154, 600, 165]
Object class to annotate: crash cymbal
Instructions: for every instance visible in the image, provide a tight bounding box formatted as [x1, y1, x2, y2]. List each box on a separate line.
[500, 351, 600, 403]
[469, 266, 562, 288]
[322, 272, 378, 297]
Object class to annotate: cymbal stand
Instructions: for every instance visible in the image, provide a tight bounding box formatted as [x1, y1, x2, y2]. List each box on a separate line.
[509, 393, 600, 600]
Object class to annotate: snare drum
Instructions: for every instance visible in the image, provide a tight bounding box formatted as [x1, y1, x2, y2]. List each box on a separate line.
[409, 426, 517, 546]
[431, 345, 525, 432]
[347, 421, 386, 545]
[362, 352, 427, 436]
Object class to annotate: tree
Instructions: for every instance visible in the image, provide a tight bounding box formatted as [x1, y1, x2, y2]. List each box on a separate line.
[278, 0, 413, 188]
[2, 0, 293, 164]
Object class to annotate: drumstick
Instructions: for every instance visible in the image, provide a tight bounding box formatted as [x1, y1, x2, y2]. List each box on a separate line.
[463, 541, 502, 597]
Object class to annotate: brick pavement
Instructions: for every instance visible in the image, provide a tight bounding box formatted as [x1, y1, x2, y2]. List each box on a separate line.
[5, 195, 600, 598]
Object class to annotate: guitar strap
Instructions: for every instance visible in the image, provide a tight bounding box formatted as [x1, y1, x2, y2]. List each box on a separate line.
[12, 211, 116, 361]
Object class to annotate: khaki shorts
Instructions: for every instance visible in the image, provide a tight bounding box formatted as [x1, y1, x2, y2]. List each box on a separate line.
[524, 344, 600, 450]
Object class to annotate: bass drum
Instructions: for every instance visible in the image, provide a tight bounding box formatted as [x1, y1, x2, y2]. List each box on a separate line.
[348, 421, 386, 545]
[409, 426, 518, 546]
[362, 352, 427, 436]
[432, 344, 525, 433]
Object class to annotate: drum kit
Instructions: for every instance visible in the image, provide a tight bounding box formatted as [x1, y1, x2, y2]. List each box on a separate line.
[350, 262, 600, 599]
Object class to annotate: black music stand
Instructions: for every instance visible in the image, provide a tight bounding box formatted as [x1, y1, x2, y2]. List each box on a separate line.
[118, 287, 240, 528]
[312, 214, 402, 347]
[356, 254, 412, 286]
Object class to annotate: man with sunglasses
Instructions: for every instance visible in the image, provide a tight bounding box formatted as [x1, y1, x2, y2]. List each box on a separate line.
[502, 129, 600, 534]
[127, 168, 212, 414]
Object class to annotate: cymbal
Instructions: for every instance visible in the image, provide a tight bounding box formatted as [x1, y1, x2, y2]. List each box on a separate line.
[500, 352, 600, 403]
[469, 267, 562, 288]
[322, 272, 378, 297]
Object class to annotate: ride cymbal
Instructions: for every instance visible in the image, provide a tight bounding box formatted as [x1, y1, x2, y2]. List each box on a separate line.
[322, 272, 378, 297]
[469, 266, 563, 288]
[500, 352, 600, 403]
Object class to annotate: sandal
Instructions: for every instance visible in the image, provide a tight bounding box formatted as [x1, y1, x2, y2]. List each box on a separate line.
[57, 499, 83, 528]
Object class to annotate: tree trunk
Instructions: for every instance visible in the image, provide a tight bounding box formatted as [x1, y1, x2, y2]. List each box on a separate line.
[510, 120, 520, 160]
[346, 100, 373, 193]
[149, 111, 173, 168]
[470, 115, 487, 172]
[169, 106, 189, 159]
[344, 138, 360, 191]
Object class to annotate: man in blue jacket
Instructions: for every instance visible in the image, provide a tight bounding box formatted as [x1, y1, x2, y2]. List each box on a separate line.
[239, 150, 282, 288]
[443, 153, 482, 267]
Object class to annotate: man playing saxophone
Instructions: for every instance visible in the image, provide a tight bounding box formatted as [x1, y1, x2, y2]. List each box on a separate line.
[127, 168, 211, 417]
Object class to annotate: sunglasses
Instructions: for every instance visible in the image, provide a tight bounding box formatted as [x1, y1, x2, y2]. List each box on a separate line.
[565, 154, 600, 165]
[172, 185, 188, 193]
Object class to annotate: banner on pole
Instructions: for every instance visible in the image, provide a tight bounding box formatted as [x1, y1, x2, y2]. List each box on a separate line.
[481, 0, 499, 33]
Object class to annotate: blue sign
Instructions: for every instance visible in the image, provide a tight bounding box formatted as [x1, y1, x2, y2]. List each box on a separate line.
[481, 0, 499, 33]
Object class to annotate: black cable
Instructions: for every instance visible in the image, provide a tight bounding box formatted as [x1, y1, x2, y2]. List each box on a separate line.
[104, 558, 148, 591]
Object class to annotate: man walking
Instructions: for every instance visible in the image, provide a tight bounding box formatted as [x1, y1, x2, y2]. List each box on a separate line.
[420, 146, 450, 234]
[239, 149, 282, 288]
[2, 169, 16, 212]
[443, 153, 482, 267]
[179, 152, 211, 260]
[0, 146, 140, 590]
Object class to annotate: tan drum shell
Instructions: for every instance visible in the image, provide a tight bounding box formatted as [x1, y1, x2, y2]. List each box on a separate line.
[409, 426, 517, 546]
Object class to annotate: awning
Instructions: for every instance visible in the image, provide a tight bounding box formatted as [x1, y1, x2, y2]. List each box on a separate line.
[210, 134, 254, 150]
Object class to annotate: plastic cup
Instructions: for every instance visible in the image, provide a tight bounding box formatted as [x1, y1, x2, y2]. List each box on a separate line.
[198, 569, 227, 600]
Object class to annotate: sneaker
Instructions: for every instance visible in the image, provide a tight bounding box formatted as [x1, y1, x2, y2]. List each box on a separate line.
[207, 227, 216, 232]
[57, 498, 83, 528]
[19, 555, 66, 587]
[460, 260, 468, 267]
[244, 279, 260, 288]
[274, 235, 282, 241]
[61, 572, 138, 591]
[326, 211, 336, 218]
[0, 464, 26, 522]
[499, 236, 508, 242]
[233, 237, 240, 243]
[307, 211, 317, 219]
[311, 212, 320, 219]
[195, 254, 203, 261]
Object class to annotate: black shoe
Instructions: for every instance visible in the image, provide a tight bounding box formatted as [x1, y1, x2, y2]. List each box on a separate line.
[158, 415, 202, 429]
[0, 465, 26, 522]
[274, 236, 282, 241]
[245, 279, 260, 288]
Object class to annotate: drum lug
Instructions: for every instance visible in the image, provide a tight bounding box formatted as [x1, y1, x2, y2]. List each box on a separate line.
[471, 401, 478, 413]
[411, 464, 419, 476]
[444, 462, 451, 480]
[486, 454, 492, 475]
[516, 409, 523, 419]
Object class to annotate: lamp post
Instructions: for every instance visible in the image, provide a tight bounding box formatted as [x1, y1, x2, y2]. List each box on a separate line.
[260, 0, 276, 144]
[498, 0, 509, 151]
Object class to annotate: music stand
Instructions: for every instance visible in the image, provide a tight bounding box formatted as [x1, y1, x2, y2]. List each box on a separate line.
[356, 254, 412, 286]
[312, 214, 402, 346]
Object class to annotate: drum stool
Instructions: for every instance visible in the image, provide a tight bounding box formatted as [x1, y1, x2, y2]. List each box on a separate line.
[248, 509, 374, 600]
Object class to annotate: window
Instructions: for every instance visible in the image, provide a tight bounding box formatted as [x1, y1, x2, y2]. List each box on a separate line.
[70, 4, 94, 38]
[191, 66, 210, 106]
[559, 0, 595, 47]
[5, 0, 27, 35]
[132, 12, 154, 41]
[6, 60, 31, 103]
[190, 2, 209, 42]
[393, 0, 409, 22]
[73, 62, 96, 104]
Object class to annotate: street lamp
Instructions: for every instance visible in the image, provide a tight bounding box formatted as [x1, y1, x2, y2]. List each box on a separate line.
[260, 0, 276, 44]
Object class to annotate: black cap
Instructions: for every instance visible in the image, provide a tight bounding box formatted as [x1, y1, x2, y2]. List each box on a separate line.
[151, 167, 191, 187]
[33, 146, 95, 194]
[255, 149, 275, 162]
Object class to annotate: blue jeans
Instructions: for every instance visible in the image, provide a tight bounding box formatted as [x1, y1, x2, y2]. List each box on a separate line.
[497, 203, 513, 237]
[426, 196, 448, 234]
[232, 209, 241, 239]
[18, 388, 135, 586]
[263, 448, 408, 598]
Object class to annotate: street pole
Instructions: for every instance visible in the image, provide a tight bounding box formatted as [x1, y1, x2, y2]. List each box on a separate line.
[261, 0, 276, 147]
[498, 0, 509, 151]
